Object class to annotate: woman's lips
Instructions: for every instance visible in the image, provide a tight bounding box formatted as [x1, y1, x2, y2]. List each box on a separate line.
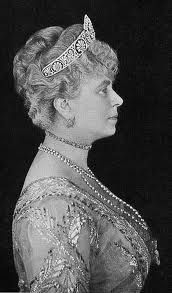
[108, 116, 118, 120]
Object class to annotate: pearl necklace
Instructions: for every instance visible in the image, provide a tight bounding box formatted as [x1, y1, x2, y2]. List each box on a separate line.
[38, 143, 148, 230]
[45, 130, 92, 151]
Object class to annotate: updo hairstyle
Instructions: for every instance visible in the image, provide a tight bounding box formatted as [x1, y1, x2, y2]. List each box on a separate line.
[13, 23, 119, 130]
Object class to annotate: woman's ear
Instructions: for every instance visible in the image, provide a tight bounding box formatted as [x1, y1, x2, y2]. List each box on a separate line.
[53, 98, 71, 118]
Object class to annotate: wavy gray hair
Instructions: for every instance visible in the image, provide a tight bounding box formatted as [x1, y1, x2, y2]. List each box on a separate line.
[13, 24, 119, 130]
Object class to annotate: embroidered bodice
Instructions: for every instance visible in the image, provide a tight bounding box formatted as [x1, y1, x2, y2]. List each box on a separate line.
[12, 177, 159, 292]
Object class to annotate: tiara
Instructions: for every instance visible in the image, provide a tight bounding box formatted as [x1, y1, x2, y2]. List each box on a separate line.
[42, 15, 95, 77]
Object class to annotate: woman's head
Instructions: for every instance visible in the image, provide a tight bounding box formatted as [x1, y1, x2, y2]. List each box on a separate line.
[13, 17, 119, 131]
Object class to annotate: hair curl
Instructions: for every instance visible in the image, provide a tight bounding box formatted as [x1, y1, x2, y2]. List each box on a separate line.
[13, 23, 119, 130]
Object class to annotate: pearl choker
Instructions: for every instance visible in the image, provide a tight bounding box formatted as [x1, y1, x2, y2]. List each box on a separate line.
[45, 130, 92, 151]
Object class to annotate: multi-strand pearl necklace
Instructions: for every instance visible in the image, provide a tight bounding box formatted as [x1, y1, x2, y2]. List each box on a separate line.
[38, 143, 148, 230]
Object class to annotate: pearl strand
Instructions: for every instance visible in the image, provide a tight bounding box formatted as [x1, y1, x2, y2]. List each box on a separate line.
[82, 171, 147, 227]
[87, 168, 146, 224]
[38, 143, 147, 230]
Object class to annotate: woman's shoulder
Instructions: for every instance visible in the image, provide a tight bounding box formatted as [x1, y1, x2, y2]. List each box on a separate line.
[21, 176, 69, 196]
[19, 174, 79, 210]
[21, 151, 71, 193]
[20, 177, 66, 206]
[13, 176, 82, 224]
[15, 154, 103, 223]
[14, 153, 81, 216]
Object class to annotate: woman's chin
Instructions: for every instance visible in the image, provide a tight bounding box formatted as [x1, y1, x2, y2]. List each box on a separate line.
[101, 126, 117, 138]
[107, 128, 116, 136]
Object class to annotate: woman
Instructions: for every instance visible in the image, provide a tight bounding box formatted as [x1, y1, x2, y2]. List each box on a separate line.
[12, 15, 160, 292]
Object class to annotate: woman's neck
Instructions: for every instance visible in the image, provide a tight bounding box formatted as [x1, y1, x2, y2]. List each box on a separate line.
[42, 133, 90, 170]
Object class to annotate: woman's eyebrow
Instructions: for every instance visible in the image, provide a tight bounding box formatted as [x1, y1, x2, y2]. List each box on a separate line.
[97, 80, 111, 89]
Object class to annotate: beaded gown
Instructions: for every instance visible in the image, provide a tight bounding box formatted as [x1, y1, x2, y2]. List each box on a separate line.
[12, 176, 160, 293]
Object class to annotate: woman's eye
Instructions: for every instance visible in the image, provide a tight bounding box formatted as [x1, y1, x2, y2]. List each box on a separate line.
[100, 87, 108, 95]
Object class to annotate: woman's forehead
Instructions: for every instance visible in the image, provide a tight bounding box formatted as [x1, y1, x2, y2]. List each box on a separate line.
[81, 73, 113, 88]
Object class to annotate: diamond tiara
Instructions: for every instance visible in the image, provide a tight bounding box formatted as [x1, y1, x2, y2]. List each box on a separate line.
[42, 15, 96, 78]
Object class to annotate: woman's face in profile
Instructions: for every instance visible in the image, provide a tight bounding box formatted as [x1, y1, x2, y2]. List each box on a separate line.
[73, 74, 123, 141]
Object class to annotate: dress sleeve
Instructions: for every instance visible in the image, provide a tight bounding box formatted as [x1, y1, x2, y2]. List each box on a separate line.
[17, 195, 91, 293]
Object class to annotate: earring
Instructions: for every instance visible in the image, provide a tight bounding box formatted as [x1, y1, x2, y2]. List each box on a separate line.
[66, 117, 75, 128]
[61, 100, 67, 109]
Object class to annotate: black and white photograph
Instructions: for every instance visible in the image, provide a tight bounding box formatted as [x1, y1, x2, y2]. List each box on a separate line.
[0, 1, 170, 292]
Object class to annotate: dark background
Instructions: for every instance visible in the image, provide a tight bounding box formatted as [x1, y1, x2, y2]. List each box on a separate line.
[0, 0, 170, 292]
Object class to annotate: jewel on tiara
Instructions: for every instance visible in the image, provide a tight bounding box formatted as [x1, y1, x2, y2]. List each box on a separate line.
[42, 15, 95, 77]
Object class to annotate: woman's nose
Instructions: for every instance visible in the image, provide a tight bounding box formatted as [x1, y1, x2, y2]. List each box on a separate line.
[111, 89, 123, 107]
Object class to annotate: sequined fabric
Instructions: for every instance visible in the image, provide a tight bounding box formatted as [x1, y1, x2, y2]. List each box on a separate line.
[12, 177, 160, 292]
